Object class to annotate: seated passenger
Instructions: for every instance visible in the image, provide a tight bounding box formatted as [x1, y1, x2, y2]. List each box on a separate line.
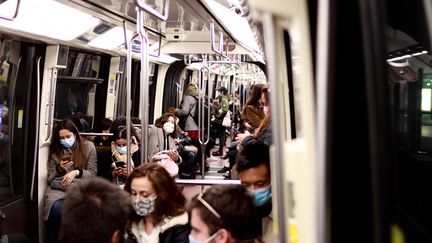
[147, 113, 181, 176]
[59, 177, 130, 243]
[187, 185, 261, 243]
[124, 163, 190, 242]
[43, 119, 97, 243]
[168, 109, 198, 179]
[97, 116, 140, 183]
[236, 140, 272, 243]
[93, 118, 113, 146]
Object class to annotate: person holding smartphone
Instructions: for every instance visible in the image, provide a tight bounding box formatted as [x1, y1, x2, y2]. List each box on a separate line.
[99, 117, 140, 186]
[43, 119, 97, 243]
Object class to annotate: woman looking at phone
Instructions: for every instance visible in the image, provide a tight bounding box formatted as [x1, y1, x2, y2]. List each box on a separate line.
[147, 113, 181, 164]
[109, 125, 140, 185]
[43, 119, 97, 243]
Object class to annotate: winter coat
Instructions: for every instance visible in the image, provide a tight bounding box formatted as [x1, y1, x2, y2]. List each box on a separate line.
[126, 212, 190, 243]
[242, 105, 265, 129]
[43, 140, 97, 220]
[146, 125, 177, 162]
[177, 95, 199, 131]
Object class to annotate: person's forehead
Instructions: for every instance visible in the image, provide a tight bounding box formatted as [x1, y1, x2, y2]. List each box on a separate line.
[131, 177, 155, 193]
[239, 164, 270, 180]
[59, 129, 73, 136]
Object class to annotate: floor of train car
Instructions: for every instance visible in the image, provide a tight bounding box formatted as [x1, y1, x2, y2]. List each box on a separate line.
[181, 143, 232, 201]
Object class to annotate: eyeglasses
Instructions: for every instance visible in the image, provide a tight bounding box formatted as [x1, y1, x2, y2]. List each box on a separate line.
[197, 191, 221, 219]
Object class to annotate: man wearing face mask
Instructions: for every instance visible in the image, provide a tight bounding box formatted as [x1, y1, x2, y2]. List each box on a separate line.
[147, 113, 181, 166]
[236, 141, 272, 243]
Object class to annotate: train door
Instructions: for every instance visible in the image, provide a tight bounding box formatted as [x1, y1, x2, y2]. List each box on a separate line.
[0, 39, 45, 241]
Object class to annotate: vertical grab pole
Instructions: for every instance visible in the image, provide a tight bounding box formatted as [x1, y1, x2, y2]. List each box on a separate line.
[126, 19, 139, 175]
[262, 13, 288, 243]
[137, 8, 150, 166]
[198, 57, 211, 182]
[231, 64, 237, 126]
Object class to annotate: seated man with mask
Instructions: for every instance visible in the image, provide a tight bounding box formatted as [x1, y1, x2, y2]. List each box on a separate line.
[236, 140, 272, 243]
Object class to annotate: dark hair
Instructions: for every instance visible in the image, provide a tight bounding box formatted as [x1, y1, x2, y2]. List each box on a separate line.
[187, 185, 259, 241]
[254, 87, 271, 138]
[218, 87, 228, 94]
[154, 112, 178, 138]
[100, 118, 113, 131]
[50, 119, 88, 169]
[60, 177, 130, 243]
[124, 163, 186, 225]
[110, 116, 141, 143]
[242, 84, 265, 119]
[236, 140, 270, 176]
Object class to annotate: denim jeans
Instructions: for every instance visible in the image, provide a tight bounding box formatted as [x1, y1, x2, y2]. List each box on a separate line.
[46, 199, 63, 243]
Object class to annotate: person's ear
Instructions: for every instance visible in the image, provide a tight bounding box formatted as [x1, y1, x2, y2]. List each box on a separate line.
[109, 230, 122, 243]
[215, 228, 233, 243]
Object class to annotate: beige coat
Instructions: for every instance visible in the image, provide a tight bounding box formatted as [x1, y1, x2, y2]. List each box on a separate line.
[43, 140, 97, 220]
[146, 125, 177, 162]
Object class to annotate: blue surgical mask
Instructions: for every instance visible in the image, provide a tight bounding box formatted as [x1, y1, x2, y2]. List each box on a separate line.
[251, 185, 272, 206]
[60, 136, 76, 148]
[116, 145, 127, 155]
[188, 231, 219, 243]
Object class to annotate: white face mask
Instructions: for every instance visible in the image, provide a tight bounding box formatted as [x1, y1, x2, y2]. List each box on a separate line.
[263, 106, 270, 116]
[163, 122, 175, 134]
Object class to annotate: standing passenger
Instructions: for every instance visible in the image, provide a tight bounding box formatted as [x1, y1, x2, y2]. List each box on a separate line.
[187, 185, 261, 243]
[124, 163, 190, 243]
[59, 177, 130, 243]
[43, 119, 97, 243]
[211, 87, 230, 157]
[176, 83, 200, 140]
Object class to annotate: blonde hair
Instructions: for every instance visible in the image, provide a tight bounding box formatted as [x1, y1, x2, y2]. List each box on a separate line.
[187, 83, 199, 96]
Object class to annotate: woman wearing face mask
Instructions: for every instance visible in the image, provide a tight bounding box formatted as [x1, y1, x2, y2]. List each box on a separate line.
[124, 163, 190, 243]
[109, 125, 140, 185]
[187, 185, 262, 243]
[97, 116, 141, 183]
[147, 113, 181, 165]
[43, 119, 97, 243]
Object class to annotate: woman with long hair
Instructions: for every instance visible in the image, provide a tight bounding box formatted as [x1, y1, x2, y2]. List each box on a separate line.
[241, 84, 266, 132]
[43, 119, 97, 243]
[125, 163, 190, 243]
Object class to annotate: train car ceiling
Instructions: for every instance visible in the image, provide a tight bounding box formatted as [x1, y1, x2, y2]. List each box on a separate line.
[53, 0, 264, 62]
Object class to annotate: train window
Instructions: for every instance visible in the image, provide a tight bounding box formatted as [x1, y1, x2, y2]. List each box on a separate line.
[54, 50, 104, 131]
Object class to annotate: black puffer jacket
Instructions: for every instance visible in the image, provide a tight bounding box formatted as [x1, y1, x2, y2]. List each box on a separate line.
[126, 212, 190, 243]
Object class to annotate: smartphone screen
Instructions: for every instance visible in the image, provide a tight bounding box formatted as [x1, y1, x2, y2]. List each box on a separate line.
[115, 161, 126, 168]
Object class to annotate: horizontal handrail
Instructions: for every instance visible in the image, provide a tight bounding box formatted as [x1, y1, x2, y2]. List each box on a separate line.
[175, 179, 241, 185]
[79, 132, 113, 136]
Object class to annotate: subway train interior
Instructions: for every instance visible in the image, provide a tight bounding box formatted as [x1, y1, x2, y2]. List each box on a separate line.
[0, 0, 431, 242]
